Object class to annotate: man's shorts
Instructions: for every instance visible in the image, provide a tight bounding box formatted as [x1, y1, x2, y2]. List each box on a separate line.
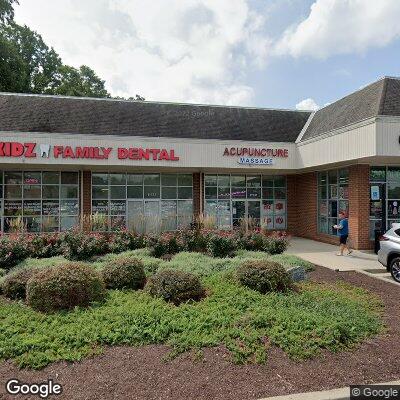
[339, 235, 348, 245]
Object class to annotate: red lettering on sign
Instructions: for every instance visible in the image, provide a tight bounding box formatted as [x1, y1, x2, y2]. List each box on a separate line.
[118, 148, 128, 159]
[139, 148, 150, 160]
[11, 142, 24, 157]
[24, 143, 36, 157]
[53, 146, 63, 158]
[102, 147, 112, 159]
[170, 150, 179, 161]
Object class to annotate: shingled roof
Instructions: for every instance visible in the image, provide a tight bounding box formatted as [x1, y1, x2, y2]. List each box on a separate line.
[300, 77, 400, 142]
[0, 93, 310, 143]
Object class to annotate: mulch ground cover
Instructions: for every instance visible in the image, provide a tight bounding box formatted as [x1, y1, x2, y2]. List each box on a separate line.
[1, 265, 399, 400]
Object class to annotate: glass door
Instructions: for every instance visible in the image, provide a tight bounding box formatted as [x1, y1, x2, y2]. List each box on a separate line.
[232, 200, 246, 227]
[144, 200, 160, 234]
[127, 200, 144, 233]
[247, 200, 261, 226]
[370, 183, 386, 238]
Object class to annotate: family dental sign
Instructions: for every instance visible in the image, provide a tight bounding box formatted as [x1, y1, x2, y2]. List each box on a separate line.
[223, 146, 289, 166]
[0, 142, 180, 161]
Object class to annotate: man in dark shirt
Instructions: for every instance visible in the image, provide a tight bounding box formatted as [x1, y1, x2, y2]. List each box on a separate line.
[334, 211, 352, 256]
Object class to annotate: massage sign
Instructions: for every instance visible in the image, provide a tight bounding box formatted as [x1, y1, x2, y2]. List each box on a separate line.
[0, 142, 180, 161]
[223, 146, 289, 165]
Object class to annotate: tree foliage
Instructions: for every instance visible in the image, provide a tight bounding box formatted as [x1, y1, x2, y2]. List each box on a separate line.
[0, 0, 143, 99]
[0, 0, 18, 24]
[49, 65, 110, 97]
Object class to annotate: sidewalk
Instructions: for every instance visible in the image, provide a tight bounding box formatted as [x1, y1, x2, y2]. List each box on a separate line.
[259, 380, 400, 400]
[286, 237, 399, 285]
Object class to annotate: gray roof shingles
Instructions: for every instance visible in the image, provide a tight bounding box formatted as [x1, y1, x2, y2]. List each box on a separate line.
[301, 77, 400, 142]
[0, 94, 311, 143]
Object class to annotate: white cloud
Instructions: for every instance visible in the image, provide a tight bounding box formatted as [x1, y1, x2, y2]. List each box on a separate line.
[295, 98, 319, 111]
[14, 0, 271, 105]
[275, 0, 400, 59]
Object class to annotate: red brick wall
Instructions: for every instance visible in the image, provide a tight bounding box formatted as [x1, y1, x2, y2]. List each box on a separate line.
[289, 165, 372, 250]
[348, 165, 372, 249]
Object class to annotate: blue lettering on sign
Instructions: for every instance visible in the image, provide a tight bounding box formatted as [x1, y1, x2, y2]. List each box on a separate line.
[238, 157, 274, 165]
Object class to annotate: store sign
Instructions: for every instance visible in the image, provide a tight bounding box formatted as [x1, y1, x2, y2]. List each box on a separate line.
[223, 146, 288, 166]
[238, 157, 274, 165]
[0, 142, 179, 162]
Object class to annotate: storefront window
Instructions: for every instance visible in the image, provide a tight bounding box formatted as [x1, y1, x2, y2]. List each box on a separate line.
[317, 168, 349, 235]
[370, 166, 400, 239]
[92, 173, 193, 232]
[204, 174, 287, 230]
[0, 171, 79, 233]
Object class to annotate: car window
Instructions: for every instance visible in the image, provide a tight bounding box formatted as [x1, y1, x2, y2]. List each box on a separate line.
[395, 228, 400, 236]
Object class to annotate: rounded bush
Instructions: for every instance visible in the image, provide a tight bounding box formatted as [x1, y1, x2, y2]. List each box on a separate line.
[146, 269, 205, 305]
[102, 257, 146, 290]
[26, 262, 106, 312]
[236, 260, 293, 294]
[2, 267, 39, 300]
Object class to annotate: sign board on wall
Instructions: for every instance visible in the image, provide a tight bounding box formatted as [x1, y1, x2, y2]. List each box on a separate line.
[223, 146, 289, 166]
[0, 142, 179, 162]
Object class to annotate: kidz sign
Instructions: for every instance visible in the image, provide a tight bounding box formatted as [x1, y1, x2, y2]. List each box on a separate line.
[0, 142, 180, 161]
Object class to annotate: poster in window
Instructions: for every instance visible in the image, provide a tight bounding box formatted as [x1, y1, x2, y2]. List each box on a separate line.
[110, 200, 126, 215]
[4, 200, 22, 216]
[274, 215, 286, 229]
[370, 185, 380, 201]
[330, 185, 338, 199]
[23, 200, 41, 215]
[262, 200, 274, 215]
[339, 186, 349, 199]
[42, 201, 59, 216]
[274, 200, 286, 215]
[388, 200, 400, 218]
[262, 216, 274, 229]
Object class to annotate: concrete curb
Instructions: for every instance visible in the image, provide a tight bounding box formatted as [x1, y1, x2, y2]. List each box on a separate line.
[258, 380, 400, 400]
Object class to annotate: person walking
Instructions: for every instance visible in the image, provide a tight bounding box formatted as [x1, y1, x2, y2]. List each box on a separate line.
[334, 211, 353, 256]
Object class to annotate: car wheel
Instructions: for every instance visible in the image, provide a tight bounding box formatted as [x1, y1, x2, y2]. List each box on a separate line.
[390, 257, 400, 283]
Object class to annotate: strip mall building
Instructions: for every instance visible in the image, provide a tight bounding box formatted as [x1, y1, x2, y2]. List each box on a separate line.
[1, 76, 400, 249]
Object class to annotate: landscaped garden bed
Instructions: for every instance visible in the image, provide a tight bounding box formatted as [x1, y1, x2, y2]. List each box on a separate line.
[0, 227, 391, 399]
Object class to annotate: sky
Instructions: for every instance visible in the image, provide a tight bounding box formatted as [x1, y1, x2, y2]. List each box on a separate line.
[14, 0, 400, 110]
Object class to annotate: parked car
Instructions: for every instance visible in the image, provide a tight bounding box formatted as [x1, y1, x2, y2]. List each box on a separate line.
[378, 223, 400, 283]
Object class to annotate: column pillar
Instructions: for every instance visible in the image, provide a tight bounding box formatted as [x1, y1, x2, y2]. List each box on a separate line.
[192, 172, 202, 221]
[81, 171, 92, 230]
[348, 164, 371, 250]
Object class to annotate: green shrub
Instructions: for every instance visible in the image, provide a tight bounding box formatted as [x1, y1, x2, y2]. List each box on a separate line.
[264, 236, 289, 255]
[150, 233, 186, 258]
[2, 267, 39, 300]
[182, 229, 208, 252]
[62, 229, 109, 261]
[0, 234, 30, 271]
[236, 260, 293, 293]
[146, 269, 205, 305]
[206, 233, 237, 258]
[238, 233, 289, 254]
[108, 231, 147, 253]
[26, 262, 106, 312]
[29, 233, 63, 258]
[102, 257, 146, 290]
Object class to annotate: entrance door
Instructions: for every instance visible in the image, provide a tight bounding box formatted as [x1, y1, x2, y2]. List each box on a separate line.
[247, 200, 261, 227]
[370, 183, 386, 235]
[232, 200, 246, 227]
[127, 200, 144, 233]
[144, 200, 160, 234]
